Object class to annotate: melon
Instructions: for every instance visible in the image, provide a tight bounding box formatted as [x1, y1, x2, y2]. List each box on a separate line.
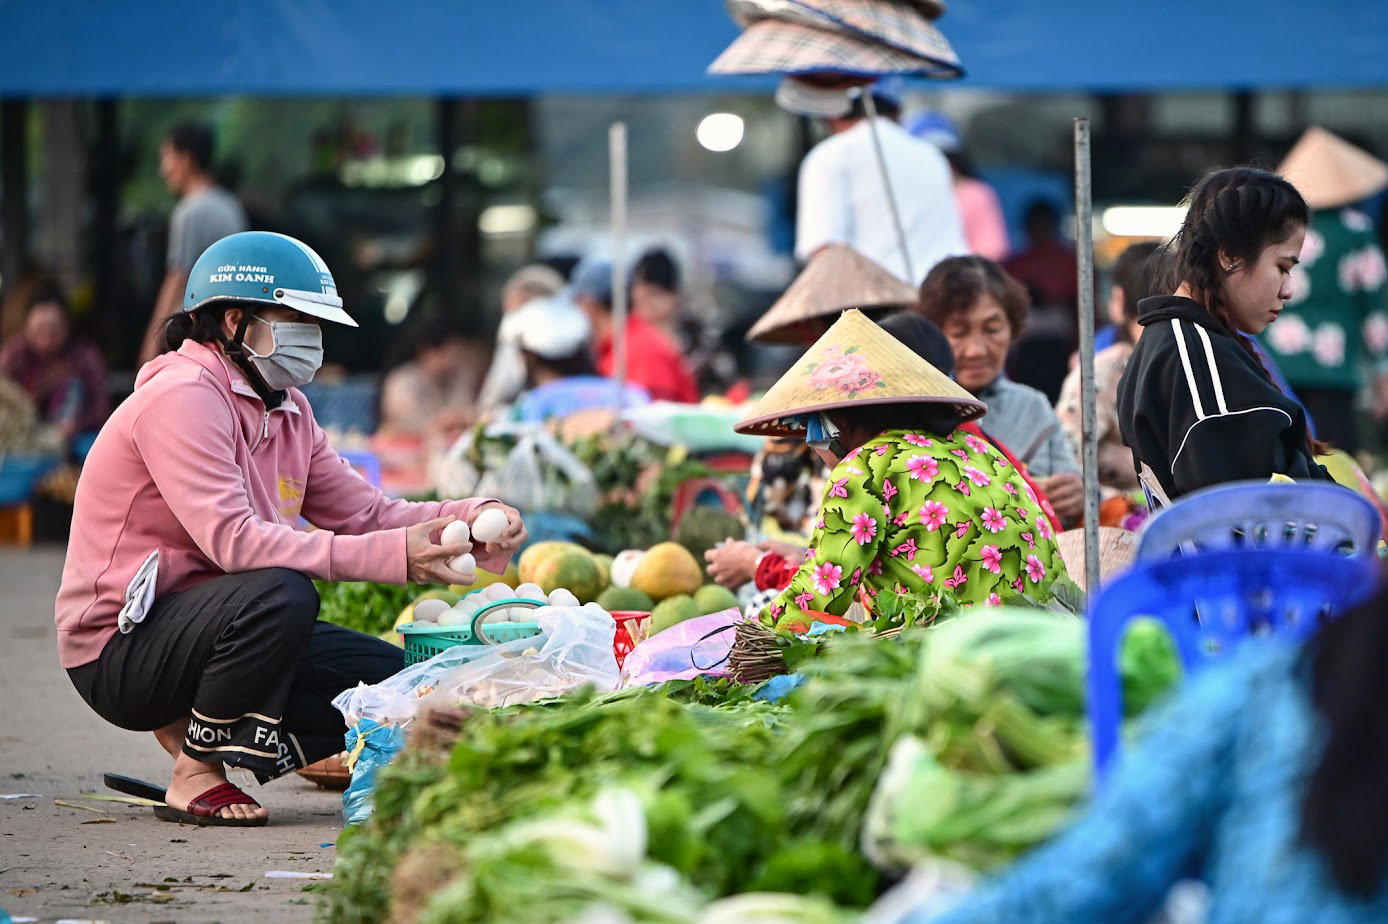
[649, 594, 701, 635]
[530, 548, 604, 604]
[597, 586, 656, 613]
[518, 541, 586, 585]
[629, 542, 703, 602]
[592, 553, 613, 589]
[694, 584, 740, 615]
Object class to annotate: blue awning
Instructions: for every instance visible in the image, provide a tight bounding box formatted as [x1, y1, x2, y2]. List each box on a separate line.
[0, 0, 1385, 96]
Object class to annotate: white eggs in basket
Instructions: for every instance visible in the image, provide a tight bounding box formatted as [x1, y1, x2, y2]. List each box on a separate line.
[448, 552, 477, 578]
[547, 588, 580, 607]
[470, 507, 509, 544]
[440, 519, 471, 548]
[436, 608, 468, 627]
[515, 582, 546, 601]
[483, 582, 513, 602]
[412, 598, 452, 622]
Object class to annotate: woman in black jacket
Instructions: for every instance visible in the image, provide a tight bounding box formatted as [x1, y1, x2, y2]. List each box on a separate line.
[1118, 167, 1333, 500]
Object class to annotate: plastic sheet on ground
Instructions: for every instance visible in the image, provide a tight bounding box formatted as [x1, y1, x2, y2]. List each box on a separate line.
[619, 608, 745, 686]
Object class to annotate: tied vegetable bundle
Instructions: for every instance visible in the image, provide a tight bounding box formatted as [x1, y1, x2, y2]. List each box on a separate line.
[320, 609, 1180, 923]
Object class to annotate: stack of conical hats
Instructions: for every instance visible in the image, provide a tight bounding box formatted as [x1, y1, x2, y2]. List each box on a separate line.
[1277, 126, 1388, 210]
[747, 244, 919, 344]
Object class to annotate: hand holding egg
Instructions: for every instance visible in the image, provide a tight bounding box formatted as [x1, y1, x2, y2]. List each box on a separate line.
[468, 504, 526, 553]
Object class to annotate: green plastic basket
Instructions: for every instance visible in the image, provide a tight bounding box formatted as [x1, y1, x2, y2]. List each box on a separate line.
[398, 597, 546, 666]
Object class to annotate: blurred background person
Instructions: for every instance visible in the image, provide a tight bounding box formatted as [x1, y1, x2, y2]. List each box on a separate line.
[795, 79, 968, 286]
[571, 258, 698, 404]
[504, 295, 650, 424]
[1265, 127, 1388, 454]
[1005, 198, 1080, 403]
[1005, 198, 1078, 310]
[1055, 240, 1161, 524]
[138, 120, 249, 366]
[917, 255, 1084, 525]
[378, 317, 476, 440]
[0, 286, 109, 443]
[476, 262, 567, 413]
[630, 245, 732, 395]
[908, 111, 1011, 261]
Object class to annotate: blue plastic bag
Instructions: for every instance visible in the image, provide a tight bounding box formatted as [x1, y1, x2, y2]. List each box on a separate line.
[341, 719, 407, 825]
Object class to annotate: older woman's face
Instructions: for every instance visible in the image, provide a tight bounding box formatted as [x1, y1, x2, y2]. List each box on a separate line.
[940, 294, 1013, 393]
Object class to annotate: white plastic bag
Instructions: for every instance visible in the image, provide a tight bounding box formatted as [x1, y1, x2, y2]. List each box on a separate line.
[435, 420, 598, 516]
[332, 604, 619, 729]
[421, 603, 619, 711]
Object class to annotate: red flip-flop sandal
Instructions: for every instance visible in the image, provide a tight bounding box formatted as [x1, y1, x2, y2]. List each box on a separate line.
[153, 782, 267, 827]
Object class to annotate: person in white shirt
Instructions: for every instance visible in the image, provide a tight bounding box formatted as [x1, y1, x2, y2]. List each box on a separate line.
[795, 81, 968, 287]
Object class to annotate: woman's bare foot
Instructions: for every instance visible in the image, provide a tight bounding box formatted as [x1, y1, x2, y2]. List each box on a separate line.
[153, 717, 190, 759]
[164, 752, 268, 823]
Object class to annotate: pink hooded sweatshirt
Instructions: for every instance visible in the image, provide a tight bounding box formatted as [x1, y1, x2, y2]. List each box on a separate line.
[55, 340, 506, 669]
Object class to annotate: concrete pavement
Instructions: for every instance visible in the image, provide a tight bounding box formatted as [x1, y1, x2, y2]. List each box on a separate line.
[0, 545, 344, 924]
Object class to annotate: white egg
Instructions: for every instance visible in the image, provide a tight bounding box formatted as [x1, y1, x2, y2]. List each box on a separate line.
[440, 519, 471, 548]
[454, 596, 481, 616]
[470, 507, 510, 544]
[448, 552, 477, 577]
[412, 599, 452, 622]
[547, 588, 580, 607]
[483, 582, 513, 602]
[515, 582, 545, 601]
[437, 608, 467, 626]
[410, 619, 435, 628]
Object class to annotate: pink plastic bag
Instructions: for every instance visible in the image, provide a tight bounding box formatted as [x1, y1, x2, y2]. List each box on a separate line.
[619, 608, 745, 686]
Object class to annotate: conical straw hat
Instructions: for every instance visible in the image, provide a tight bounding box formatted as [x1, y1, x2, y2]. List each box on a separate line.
[1277, 126, 1388, 210]
[748, 244, 919, 344]
[735, 307, 984, 436]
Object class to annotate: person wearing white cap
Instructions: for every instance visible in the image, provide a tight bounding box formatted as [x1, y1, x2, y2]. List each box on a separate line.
[794, 80, 968, 287]
[504, 295, 650, 424]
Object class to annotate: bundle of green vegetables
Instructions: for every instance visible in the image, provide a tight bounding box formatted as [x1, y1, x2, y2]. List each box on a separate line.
[314, 580, 432, 637]
[319, 608, 1180, 923]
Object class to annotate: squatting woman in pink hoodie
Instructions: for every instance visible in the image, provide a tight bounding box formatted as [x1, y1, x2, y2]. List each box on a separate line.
[56, 232, 526, 826]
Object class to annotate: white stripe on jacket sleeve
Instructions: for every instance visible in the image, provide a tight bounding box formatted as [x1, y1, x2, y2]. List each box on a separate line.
[1170, 319, 1207, 420]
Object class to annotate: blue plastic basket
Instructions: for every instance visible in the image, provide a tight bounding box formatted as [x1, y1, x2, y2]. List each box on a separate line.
[1086, 548, 1376, 780]
[398, 597, 546, 666]
[0, 452, 62, 506]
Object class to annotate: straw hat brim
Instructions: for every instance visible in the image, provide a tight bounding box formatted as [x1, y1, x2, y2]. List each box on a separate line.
[748, 244, 919, 344]
[708, 18, 958, 78]
[1277, 126, 1388, 210]
[734, 308, 985, 436]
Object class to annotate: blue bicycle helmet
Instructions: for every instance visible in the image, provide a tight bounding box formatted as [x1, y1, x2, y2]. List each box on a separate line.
[183, 231, 357, 327]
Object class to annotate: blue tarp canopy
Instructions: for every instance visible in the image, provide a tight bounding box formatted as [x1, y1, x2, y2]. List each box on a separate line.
[1, 0, 1385, 96]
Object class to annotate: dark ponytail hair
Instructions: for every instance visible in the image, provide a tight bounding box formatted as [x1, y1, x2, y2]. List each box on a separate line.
[1300, 571, 1388, 897]
[160, 305, 233, 354]
[1163, 167, 1325, 454]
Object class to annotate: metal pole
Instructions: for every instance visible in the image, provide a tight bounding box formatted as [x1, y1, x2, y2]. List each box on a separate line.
[609, 122, 628, 427]
[1074, 118, 1101, 596]
[1, 99, 28, 303]
[860, 92, 914, 284]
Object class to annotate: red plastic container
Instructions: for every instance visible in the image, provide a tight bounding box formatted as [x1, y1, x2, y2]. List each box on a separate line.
[609, 610, 651, 669]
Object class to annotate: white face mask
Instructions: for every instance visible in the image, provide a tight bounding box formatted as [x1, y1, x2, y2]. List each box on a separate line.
[245, 317, 324, 390]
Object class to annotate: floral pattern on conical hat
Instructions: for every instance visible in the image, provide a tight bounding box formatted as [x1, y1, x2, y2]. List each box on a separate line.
[735, 307, 984, 436]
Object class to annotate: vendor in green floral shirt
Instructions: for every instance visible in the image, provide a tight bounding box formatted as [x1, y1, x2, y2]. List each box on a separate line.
[1265, 127, 1388, 453]
[734, 308, 1068, 628]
